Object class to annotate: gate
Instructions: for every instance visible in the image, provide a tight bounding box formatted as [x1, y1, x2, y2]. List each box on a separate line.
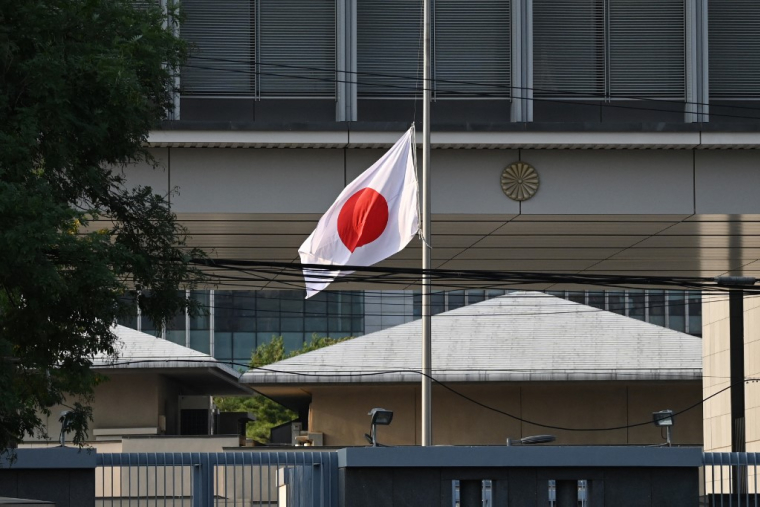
[95, 451, 339, 507]
[703, 452, 760, 506]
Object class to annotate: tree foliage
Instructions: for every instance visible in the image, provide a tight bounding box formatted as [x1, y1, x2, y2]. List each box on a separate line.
[216, 335, 351, 443]
[0, 0, 203, 451]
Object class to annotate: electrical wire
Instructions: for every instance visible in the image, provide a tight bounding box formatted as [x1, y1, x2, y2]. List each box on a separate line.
[186, 56, 760, 115]
[97, 356, 755, 433]
[179, 58, 760, 122]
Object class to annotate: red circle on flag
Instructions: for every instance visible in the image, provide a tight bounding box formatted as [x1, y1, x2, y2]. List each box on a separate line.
[337, 188, 389, 253]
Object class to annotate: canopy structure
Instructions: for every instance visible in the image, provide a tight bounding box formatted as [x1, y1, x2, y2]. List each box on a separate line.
[94, 325, 250, 396]
[242, 292, 701, 406]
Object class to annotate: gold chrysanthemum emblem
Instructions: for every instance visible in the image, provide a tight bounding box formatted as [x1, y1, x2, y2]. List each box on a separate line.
[501, 162, 539, 201]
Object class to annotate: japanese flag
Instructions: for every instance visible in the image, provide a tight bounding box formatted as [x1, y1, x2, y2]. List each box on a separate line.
[299, 126, 419, 298]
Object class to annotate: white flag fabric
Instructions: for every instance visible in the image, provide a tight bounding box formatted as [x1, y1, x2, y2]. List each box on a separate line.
[299, 126, 419, 298]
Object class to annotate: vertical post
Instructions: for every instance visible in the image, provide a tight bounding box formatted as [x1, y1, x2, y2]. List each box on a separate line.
[730, 288, 745, 454]
[685, 0, 709, 123]
[729, 286, 747, 497]
[421, 0, 433, 447]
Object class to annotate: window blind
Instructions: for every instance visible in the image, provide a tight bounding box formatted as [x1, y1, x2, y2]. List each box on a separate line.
[534, 0, 604, 97]
[258, 0, 336, 97]
[357, 0, 423, 97]
[434, 0, 511, 98]
[181, 0, 254, 96]
[709, 0, 760, 99]
[608, 0, 685, 99]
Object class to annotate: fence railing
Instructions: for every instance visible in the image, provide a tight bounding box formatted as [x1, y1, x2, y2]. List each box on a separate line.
[702, 452, 760, 507]
[90, 450, 760, 507]
[95, 451, 339, 507]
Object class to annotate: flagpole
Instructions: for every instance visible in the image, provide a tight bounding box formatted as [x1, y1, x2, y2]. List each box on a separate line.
[421, 0, 432, 447]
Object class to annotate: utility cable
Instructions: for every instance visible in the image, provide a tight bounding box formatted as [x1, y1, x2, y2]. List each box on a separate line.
[97, 356, 755, 433]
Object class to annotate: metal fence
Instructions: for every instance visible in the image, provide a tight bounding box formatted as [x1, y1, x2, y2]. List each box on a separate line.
[95, 452, 339, 507]
[703, 453, 760, 507]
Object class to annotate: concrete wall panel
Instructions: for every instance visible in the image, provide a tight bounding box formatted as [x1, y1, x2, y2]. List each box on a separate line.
[309, 382, 702, 447]
[696, 151, 760, 214]
[169, 148, 346, 213]
[520, 150, 694, 215]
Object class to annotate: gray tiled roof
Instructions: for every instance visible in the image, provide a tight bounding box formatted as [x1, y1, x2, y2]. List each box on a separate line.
[241, 292, 702, 385]
[93, 325, 240, 379]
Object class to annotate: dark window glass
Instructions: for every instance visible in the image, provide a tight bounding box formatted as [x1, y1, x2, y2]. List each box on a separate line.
[281, 317, 304, 332]
[305, 293, 328, 315]
[668, 291, 686, 332]
[448, 291, 465, 311]
[282, 333, 305, 353]
[233, 332, 256, 363]
[467, 290, 485, 305]
[165, 290, 187, 345]
[628, 291, 645, 320]
[568, 291, 586, 305]
[648, 290, 666, 326]
[588, 291, 605, 310]
[487, 289, 505, 299]
[189, 290, 210, 331]
[413, 292, 422, 318]
[215, 291, 256, 333]
[327, 292, 341, 316]
[431, 293, 446, 315]
[305, 317, 328, 333]
[256, 291, 280, 319]
[214, 332, 233, 361]
[607, 292, 626, 315]
[688, 291, 702, 337]
[352, 316, 364, 334]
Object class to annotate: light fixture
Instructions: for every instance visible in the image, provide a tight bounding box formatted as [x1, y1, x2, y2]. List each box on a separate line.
[366, 408, 393, 447]
[652, 409, 674, 446]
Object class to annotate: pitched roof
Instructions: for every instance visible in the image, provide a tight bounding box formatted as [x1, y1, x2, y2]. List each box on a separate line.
[93, 326, 248, 394]
[241, 291, 702, 386]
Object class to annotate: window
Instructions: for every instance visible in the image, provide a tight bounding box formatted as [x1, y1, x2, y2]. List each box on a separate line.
[607, 292, 625, 315]
[687, 291, 702, 337]
[181, 0, 255, 96]
[628, 291, 645, 320]
[709, 0, 760, 99]
[357, 0, 422, 97]
[257, 0, 336, 97]
[588, 291, 605, 310]
[534, 0, 685, 99]
[181, 0, 336, 98]
[189, 290, 210, 353]
[433, 0, 510, 98]
[668, 291, 686, 332]
[357, 0, 510, 98]
[648, 290, 666, 327]
[448, 291, 466, 311]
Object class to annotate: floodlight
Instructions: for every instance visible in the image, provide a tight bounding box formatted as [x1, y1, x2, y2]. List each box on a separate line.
[367, 408, 393, 447]
[369, 408, 393, 426]
[652, 409, 674, 447]
[652, 410, 674, 427]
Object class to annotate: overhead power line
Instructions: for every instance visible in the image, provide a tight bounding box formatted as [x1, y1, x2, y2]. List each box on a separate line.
[180, 57, 760, 121]
[194, 258, 760, 295]
[99, 357, 753, 434]
[187, 56, 760, 114]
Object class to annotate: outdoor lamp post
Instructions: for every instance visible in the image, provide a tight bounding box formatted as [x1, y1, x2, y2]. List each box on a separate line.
[367, 408, 393, 447]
